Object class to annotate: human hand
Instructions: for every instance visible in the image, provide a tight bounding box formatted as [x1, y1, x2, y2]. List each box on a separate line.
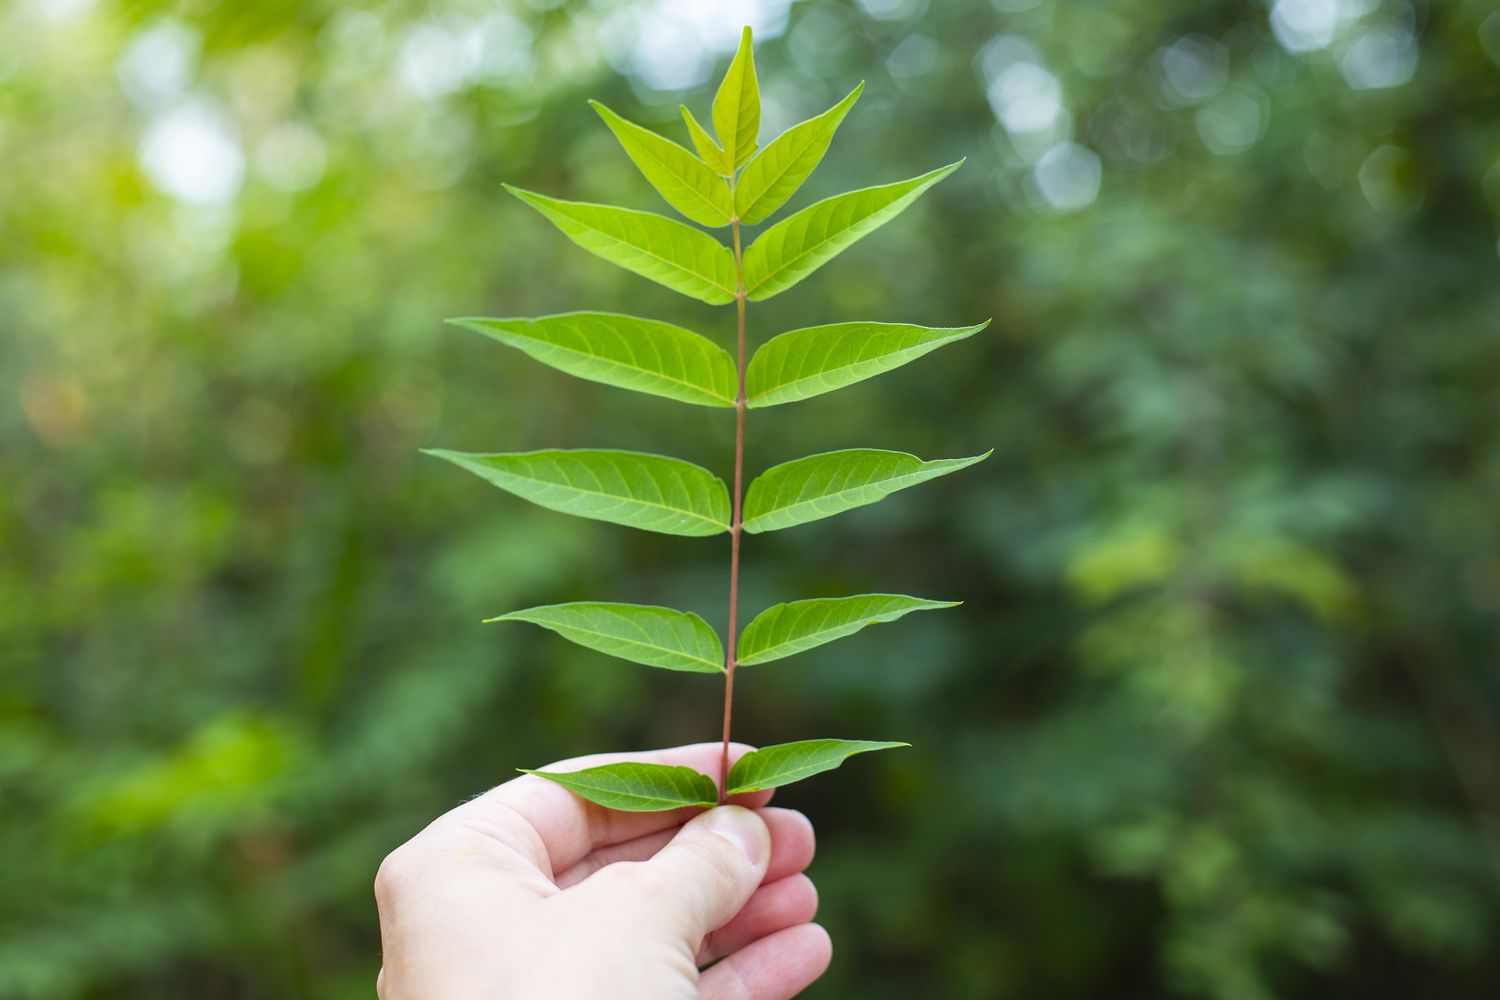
[374, 743, 831, 999]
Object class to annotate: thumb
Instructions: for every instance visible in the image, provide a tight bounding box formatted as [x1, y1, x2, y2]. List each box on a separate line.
[587, 806, 771, 947]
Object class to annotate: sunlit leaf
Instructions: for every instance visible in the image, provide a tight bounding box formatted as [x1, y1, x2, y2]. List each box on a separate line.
[680, 104, 733, 175]
[423, 448, 731, 536]
[505, 185, 736, 304]
[490, 602, 724, 673]
[742, 448, 990, 534]
[746, 320, 988, 408]
[742, 160, 963, 301]
[590, 101, 733, 227]
[448, 313, 736, 408]
[737, 594, 958, 666]
[522, 762, 719, 811]
[725, 739, 909, 794]
[712, 26, 760, 170]
[735, 82, 863, 225]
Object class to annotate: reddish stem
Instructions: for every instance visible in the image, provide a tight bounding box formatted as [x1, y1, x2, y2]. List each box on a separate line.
[720, 209, 747, 803]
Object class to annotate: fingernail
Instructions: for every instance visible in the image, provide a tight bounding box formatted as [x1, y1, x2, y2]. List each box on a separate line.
[701, 806, 767, 866]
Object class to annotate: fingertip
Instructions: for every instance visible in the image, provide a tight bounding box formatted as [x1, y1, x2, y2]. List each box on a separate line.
[761, 806, 814, 845]
[776, 874, 820, 926]
[796, 873, 819, 917]
[806, 921, 832, 960]
[759, 807, 817, 882]
[699, 922, 834, 1000]
[806, 922, 834, 980]
[793, 922, 834, 984]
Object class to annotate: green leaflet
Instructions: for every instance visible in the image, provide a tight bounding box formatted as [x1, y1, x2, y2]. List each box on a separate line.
[590, 101, 733, 227]
[712, 26, 760, 170]
[505, 185, 736, 304]
[680, 105, 732, 176]
[725, 739, 909, 794]
[423, 448, 731, 537]
[746, 320, 989, 408]
[742, 448, 990, 534]
[737, 594, 959, 666]
[522, 762, 719, 811]
[735, 83, 863, 225]
[742, 160, 964, 301]
[490, 602, 724, 673]
[449, 313, 736, 408]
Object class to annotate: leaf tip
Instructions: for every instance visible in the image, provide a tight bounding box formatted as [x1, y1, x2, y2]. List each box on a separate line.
[443, 316, 487, 332]
[501, 182, 533, 204]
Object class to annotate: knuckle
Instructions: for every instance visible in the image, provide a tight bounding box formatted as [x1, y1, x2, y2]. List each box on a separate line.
[373, 845, 416, 901]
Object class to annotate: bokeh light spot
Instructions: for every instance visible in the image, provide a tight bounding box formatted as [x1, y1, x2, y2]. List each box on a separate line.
[1340, 25, 1418, 90]
[138, 101, 245, 206]
[1271, 0, 1340, 53]
[117, 20, 199, 109]
[1031, 141, 1101, 212]
[1195, 89, 1267, 156]
[256, 122, 328, 192]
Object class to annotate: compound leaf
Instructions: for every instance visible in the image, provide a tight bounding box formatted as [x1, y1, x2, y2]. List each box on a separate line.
[746, 320, 989, 408]
[490, 602, 724, 673]
[522, 762, 719, 811]
[449, 313, 736, 408]
[735, 82, 863, 225]
[712, 26, 760, 170]
[424, 448, 730, 537]
[505, 185, 735, 304]
[742, 448, 990, 534]
[590, 101, 733, 227]
[725, 739, 909, 794]
[680, 105, 732, 175]
[742, 160, 963, 301]
[737, 594, 958, 666]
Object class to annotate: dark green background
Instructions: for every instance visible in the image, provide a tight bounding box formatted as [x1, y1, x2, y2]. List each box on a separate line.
[4, 0, 1499, 996]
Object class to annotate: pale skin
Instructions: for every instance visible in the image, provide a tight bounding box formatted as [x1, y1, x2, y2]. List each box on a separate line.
[374, 743, 832, 999]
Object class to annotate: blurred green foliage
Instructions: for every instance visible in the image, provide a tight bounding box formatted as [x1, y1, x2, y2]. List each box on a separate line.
[3, 0, 1500, 997]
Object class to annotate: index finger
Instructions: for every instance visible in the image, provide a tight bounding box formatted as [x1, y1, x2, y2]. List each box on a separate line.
[449, 742, 774, 876]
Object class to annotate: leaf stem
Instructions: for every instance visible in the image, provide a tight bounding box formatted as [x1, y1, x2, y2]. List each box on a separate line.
[721, 186, 747, 803]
